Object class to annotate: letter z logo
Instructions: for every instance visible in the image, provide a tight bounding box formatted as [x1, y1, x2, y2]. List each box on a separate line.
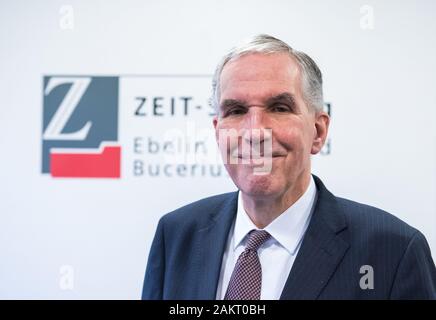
[42, 76, 121, 178]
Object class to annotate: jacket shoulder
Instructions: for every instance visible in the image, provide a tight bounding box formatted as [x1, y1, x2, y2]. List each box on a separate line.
[336, 196, 418, 242]
[160, 191, 237, 228]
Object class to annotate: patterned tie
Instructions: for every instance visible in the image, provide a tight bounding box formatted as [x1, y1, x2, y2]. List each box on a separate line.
[224, 229, 271, 300]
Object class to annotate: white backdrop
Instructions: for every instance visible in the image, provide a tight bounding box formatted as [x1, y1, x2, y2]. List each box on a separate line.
[0, 0, 435, 299]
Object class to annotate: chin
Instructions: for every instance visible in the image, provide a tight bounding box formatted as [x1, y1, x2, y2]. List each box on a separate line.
[237, 174, 279, 197]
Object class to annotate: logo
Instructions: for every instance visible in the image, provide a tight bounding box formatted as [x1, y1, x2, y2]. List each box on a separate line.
[42, 76, 121, 178]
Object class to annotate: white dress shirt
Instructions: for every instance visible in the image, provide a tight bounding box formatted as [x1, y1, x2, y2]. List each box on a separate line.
[215, 176, 317, 300]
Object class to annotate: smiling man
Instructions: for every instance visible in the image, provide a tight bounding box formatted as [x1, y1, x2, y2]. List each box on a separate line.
[142, 34, 436, 300]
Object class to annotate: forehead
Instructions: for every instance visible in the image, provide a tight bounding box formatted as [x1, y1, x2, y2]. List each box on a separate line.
[219, 53, 302, 102]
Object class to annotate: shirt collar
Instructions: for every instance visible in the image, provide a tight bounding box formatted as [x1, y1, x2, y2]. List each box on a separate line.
[233, 175, 317, 255]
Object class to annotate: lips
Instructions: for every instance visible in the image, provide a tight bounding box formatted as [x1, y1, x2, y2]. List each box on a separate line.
[229, 144, 286, 161]
[236, 152, 285, 158]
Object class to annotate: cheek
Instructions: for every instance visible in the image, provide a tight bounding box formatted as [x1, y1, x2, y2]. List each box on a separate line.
[275, 126, 303, 150]
[276, 121, 313, 151]
[216, 126, 239, 153]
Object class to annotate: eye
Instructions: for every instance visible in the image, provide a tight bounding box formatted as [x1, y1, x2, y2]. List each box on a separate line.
[224, 107, 247, 117]
[270, 103, 291, 113]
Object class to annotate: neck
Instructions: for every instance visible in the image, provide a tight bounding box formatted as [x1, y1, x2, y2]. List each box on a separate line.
[241, 173, 311, 229]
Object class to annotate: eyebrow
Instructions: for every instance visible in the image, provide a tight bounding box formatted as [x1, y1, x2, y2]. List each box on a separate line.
[219, 98, 248, 113]
[265, 92, 296, 107]
[219, 92, 297, 113]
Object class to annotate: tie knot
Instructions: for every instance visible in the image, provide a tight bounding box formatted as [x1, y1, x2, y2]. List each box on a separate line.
[245, 230, 271, 251]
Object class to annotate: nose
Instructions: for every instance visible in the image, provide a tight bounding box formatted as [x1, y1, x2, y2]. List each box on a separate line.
[241, 107, 271, 146]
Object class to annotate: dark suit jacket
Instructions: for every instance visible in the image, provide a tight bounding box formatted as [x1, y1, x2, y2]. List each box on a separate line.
[142, 175, 436, 299]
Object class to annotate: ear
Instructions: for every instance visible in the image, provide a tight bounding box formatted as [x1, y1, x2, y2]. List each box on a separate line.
[311, 112, 330, 154]
[213, 116, 219, 143]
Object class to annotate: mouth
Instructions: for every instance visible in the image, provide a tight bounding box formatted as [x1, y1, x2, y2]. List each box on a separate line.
[237, 153, 286, 159]
[235, 154, 286, 162]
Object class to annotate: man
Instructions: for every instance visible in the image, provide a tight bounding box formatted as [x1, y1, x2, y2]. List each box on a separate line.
[142, 34, 436, 299]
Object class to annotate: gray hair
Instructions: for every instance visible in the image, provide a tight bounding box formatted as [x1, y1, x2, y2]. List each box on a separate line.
[211, 34, 324, 114]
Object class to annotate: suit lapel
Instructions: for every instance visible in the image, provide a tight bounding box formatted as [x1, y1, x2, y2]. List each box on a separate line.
[192, 192, 238, 299]
[280, 175, 350, 299]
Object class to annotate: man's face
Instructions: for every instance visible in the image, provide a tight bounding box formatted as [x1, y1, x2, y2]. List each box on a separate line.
[213, 53, 328, 199]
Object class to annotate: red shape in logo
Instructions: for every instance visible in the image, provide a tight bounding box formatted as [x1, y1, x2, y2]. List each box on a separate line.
[50, 146, 121, 178]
